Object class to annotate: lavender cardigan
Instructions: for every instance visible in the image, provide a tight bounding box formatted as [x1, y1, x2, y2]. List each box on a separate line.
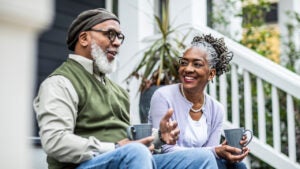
[148, 83, 224, 157]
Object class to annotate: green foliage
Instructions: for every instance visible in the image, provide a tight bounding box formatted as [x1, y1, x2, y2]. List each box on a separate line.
[211, 0, 240, 40]
[240, 0, 271, 28]
[239, 0, 279, 62]
[241, 27, 278, 60]
[282, 11, 300, 73]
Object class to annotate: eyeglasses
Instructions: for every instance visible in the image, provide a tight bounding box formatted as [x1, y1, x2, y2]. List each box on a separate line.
[89, 28, 125, 44]
[178, 58, 204, 69]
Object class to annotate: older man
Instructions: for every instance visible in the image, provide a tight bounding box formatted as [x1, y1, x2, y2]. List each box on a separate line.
[33, 8, 217, 169]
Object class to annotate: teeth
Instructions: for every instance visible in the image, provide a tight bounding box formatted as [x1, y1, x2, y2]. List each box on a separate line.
[185, 76, 194, 80]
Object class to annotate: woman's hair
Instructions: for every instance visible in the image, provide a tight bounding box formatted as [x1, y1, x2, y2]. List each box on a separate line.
[190, 34, 233, 76]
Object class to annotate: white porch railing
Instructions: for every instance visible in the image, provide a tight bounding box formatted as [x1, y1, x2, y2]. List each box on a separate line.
[196, 26, 300, 169]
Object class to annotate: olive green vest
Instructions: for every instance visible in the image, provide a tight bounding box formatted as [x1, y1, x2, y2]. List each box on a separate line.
[47, 59, 130, 169]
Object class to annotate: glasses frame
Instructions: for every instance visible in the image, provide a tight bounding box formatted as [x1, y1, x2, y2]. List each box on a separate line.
[178, 57, 205, 69]
[89, 28, 125, 44]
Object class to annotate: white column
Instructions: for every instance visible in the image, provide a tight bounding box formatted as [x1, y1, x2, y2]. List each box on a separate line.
[212, 0, 243, 41]
[0, 0, 54, 168]
[105, 0, 113, 12]
[116, 0, 155, 124]
[169, 0, 207, 28]
[279, 0, 300, 66]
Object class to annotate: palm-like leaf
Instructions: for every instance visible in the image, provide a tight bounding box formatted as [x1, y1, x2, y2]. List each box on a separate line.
[126, 0, 191, 92]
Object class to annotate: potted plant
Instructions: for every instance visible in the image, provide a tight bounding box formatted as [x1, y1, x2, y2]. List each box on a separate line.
[126, 0, 191, 122]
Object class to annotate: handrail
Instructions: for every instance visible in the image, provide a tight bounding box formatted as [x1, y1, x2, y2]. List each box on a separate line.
[193, 26, 300, 99]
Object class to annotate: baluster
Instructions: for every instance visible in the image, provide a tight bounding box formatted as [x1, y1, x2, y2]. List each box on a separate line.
[272, 85, 280, 152]
[209, 77, 217, 99]
[244, 71, 252, 131]
[287, 94, 296, 161]
[231, 64, 239, 127]
[219, 74, 227, 121]
[257, 78, 266, 143]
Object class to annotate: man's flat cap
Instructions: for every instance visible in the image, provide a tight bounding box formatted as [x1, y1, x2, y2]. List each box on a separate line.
[66, 8, 119, 51]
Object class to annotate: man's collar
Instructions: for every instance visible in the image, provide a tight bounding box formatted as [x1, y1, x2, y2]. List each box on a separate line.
[69, 54, 93, 74]
[69, 54, 106, 84]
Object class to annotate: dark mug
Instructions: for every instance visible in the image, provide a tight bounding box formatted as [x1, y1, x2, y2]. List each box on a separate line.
[127, 123, 152, 140]
[224, 127, 253, 152]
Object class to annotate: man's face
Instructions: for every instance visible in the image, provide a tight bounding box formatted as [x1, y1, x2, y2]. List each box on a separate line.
[88, 20, 124, 62]
[88, 20, 124, 74]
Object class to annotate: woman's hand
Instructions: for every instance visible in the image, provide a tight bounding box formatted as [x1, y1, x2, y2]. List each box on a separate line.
[240, 135, 249, 146]
[215, 140, 250, 163]
[159, 109, 180, 144]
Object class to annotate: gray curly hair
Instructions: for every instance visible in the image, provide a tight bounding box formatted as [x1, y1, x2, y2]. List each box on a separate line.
[190, 34, 233, 76]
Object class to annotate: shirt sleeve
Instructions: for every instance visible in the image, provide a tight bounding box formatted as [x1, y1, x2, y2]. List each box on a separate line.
[33, 75, 115, 163]
[148, 90, 169, 129]
[202, 104, 225, 158]
[149, 90, 186, 152]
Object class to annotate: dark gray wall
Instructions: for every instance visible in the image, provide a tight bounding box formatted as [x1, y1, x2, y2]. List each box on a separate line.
[33, 0, 106, 137]
[36, 0, 106, 88]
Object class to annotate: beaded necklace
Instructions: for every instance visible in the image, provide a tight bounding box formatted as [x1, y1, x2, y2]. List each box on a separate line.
[180, 84, 205, 113]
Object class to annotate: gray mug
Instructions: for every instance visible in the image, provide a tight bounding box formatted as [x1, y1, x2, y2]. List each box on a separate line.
[224, 128, 253, 151]
[127, 123, 152, 140]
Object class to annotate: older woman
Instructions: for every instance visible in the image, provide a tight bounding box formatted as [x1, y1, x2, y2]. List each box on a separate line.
[149, 34, 249, 169]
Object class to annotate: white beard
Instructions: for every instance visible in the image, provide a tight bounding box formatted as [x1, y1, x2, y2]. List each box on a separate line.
[91, 41, 117, 74]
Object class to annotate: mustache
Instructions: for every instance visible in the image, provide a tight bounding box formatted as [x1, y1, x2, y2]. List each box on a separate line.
[105, 49, 119, 55]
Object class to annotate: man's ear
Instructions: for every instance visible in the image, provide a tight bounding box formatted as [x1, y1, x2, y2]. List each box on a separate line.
[209, 68, 216, 81]
[78, 31, 89, 47]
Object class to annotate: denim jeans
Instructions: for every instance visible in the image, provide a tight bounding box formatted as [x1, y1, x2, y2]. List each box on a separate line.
[76, 143, 218, 169]
[154, 148, 218, 169]
[76, 143, 154, 169]
[216, 158, 247, 169]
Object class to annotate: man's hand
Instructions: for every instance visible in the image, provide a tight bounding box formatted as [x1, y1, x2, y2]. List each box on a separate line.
[116, 136, 155, 152]
[159, 108, 180, 145]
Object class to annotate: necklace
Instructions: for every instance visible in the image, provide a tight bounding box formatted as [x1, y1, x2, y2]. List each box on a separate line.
[180, 84, 205, 113]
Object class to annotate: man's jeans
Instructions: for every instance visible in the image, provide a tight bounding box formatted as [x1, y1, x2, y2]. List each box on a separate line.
[77, 143, 154, 169]
[77, 143, 218, 169]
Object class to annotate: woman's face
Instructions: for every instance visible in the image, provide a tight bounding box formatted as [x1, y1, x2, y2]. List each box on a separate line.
[178, 47, 215, 90]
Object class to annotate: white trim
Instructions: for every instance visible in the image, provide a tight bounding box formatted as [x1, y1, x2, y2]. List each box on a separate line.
[0, 0, 54, 168]
[105, 0, 113, 12]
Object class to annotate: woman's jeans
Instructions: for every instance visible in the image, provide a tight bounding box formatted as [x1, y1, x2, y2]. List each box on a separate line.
[216, 158, 247, 169]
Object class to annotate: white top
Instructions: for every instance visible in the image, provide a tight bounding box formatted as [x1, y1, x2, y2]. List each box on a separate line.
[183, 114, 208, 147]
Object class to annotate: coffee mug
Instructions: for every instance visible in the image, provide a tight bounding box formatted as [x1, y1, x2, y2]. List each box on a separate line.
[224, 127, 253, 150]
[127, 123, 152, 140]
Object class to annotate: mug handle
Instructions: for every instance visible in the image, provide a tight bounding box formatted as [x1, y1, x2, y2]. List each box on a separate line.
[243, 129, 253, 146]
[126, 126, 135, 140]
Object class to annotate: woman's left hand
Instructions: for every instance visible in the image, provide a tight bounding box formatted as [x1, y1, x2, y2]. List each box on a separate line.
[215, 140, 250, 163]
